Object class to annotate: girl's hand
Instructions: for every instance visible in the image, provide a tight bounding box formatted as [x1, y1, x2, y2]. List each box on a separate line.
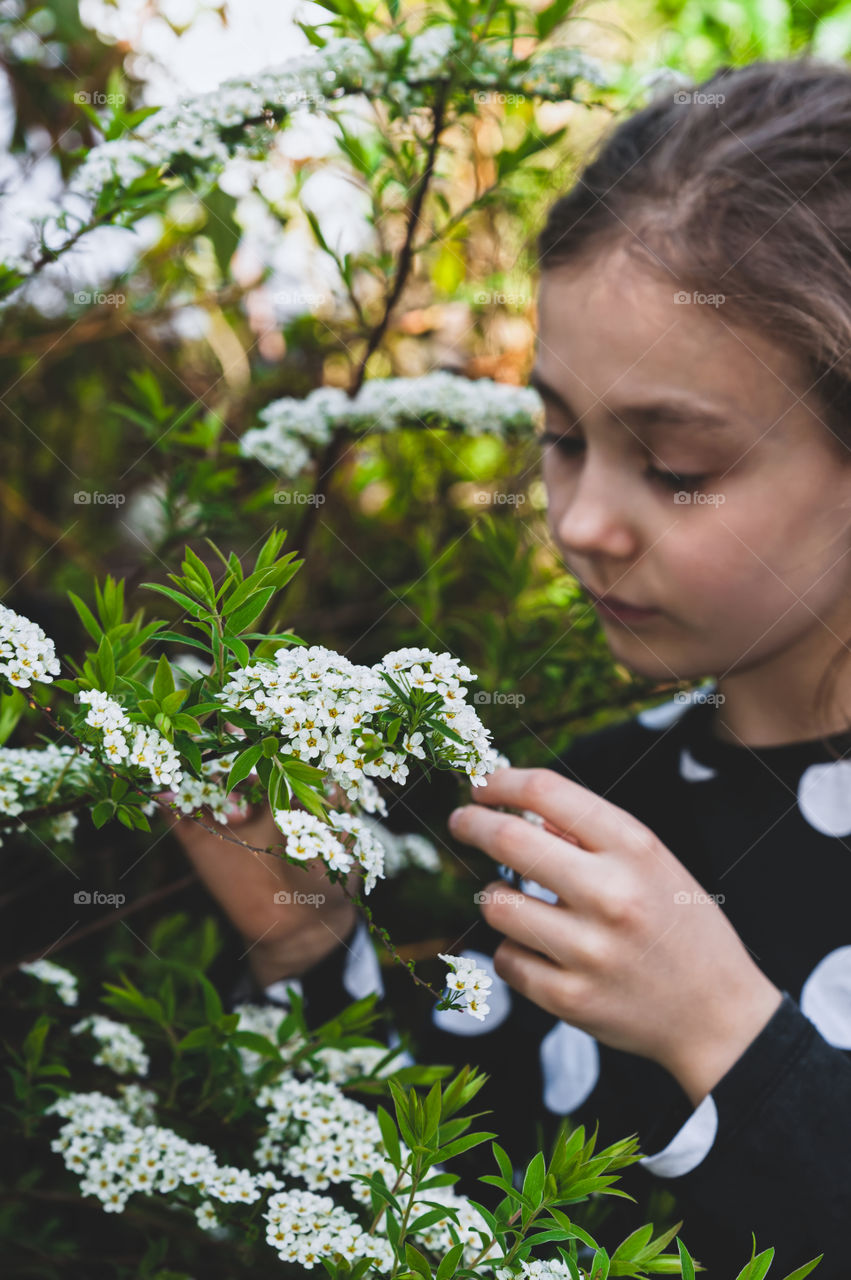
[448, 767, 782, 1106]
[156, 784, 360, 988]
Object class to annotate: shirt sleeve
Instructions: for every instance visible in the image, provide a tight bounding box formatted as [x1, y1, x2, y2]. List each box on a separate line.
[639, 991, 851, 1276]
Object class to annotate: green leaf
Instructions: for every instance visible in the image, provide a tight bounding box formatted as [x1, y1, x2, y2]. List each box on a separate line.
[226, 742, 264, 794]
[491, 1141, 514, 1184]
[226, 586, 276, 635]
[535, 0, 575, 40]
[221, 631, 251, 667]
[677, 1239, 696, 1280]
[68, 591, 102, 643]
[196, 972, 223, 1024]
[435, 1243, 465, 1280]
[437, 1131, 496, 1162]
[142, 582, 207, 619]
[777, 1258, 824, 1280]
[522, 1150, 546, 1211]
[23, 1016, 51, 1071]
[96, 635, 115, 693]
[91, 800, 114, 828]
[152, 653, 175, 703]
[404, 1244, 431, 1280]
[377, 1104, 401, 1168]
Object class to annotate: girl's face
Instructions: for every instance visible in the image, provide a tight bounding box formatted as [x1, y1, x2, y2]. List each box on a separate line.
[535, 245, 851, 687]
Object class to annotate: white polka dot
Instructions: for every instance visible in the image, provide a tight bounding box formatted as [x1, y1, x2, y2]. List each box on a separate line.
[639, 1093, 718, 1178]
[343, 919, 385, 1000]
[637, 682, 717, 730]
[797, 760, 851, 837]
[431, 950, 512, 1036]
[519, 876, 559, 904]
[539, 1020, 600, 1113]
[263, 977, 303, 1007]
[679, 747, 717, 782]
[800, 946, 851, 1048]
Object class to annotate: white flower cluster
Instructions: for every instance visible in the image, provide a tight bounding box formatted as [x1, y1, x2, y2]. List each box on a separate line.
[76, 688, 183, 790]
[273, 808, 387, 894]
[496, 1261, 576, 1280]
[167, 747, 250, 824]
[0, 602, 61, 688]
[68, 30, 606, 205]
[264, 1186, 394, 1272]
[240, 372, 545, 480]
[439, 952, 493, 1021]
[256, 1073, 494, 1265]
[47, 1090, 282, 1215]
[218, 642, 498, 803]
[71, 1015, 151, 1077]
[19, 957, 79, 1005]
[0, 742, 91, 846]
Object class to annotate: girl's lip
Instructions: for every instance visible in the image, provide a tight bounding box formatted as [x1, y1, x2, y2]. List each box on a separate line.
[595, 596, 660, 620]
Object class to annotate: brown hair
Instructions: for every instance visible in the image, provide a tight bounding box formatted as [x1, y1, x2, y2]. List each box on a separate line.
[536, 58, 851, 748]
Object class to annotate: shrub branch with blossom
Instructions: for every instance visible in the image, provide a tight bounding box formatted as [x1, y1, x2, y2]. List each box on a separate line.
[0, 527, 533, 1017]
[10, 952, 733, 1280]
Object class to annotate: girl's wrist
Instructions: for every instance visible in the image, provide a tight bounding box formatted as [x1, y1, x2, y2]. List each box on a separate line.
[659, 975, 784, 1108]
[247, 902, 359, 988]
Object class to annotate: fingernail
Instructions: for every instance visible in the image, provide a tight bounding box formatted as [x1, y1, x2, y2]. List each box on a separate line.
[448, 807, 465, 830]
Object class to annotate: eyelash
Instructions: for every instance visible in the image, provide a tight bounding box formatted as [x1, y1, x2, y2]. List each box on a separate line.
[539, 432, 709, 489]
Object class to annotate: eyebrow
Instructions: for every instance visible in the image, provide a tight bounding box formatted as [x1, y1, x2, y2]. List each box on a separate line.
[527, 367, 733, 433]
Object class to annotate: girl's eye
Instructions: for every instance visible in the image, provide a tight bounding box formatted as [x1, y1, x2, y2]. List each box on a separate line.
[540, 433, 709, 489]
[648, 467, 709, 489]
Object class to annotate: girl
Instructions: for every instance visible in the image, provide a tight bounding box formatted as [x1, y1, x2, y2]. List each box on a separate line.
[164, 58, 851, 1276]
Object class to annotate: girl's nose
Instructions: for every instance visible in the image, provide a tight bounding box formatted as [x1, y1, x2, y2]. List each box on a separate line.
[554, 458, 638, 560]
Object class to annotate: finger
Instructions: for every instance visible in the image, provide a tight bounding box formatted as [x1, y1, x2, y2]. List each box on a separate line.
[491, 938, 586, 1022]
[478, 879, 595, 967]
[450, 806, 599, 908]
[472, 767, 651, 856]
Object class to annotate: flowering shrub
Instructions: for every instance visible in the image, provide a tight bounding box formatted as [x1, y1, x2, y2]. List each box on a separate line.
[11, 950, 692, 1278]
[0, 1, 823, 1275]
